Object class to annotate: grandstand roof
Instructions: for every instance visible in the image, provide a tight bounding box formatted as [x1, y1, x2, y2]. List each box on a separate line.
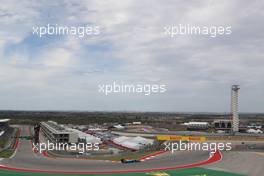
[0, 119, 10, 123]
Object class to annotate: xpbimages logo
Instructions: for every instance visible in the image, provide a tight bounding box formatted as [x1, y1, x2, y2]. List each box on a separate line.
[163, 141, 232, 154]
[164, 24, 232, 38]
[32, 24, 100, 38]
[98, 82, 167, 95]
[32, 141, 100, 154]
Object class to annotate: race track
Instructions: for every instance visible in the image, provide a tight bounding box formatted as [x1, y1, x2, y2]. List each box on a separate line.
[0, 126, 220, 174]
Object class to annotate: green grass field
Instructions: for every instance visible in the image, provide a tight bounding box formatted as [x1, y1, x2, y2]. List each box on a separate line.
[0, 168, 244, 176]
[0, 150, 14, 158]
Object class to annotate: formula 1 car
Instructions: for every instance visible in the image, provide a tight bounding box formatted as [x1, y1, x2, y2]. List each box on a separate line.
[120, 158, 141, 164]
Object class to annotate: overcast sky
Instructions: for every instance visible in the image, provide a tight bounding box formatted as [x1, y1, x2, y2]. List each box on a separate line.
[0, 0, 263, 112]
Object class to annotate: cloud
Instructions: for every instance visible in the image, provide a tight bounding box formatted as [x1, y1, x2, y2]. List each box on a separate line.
[0, 0, 263, 112]
[38, 48, 74, 67]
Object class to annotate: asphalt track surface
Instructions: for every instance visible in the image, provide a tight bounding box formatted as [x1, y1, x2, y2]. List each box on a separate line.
[206, 151, 264, 176]
[0, 126, 219, 174]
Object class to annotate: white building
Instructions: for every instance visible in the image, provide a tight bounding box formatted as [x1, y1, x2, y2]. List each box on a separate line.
[113, 124, 125, 130]
[132, 122, 142, 125]
[67, 128, 102, 144]
[113, 136, 153, 150]
[183, 122, 209, 130]
[247, 129, 263, 134]
[40, 121, 78, 143]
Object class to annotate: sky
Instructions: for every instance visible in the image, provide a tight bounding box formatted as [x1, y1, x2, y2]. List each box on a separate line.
[0, 0, 263, 112]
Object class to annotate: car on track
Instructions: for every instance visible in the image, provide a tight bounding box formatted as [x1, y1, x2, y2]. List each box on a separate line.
[120, 158, 141, 164]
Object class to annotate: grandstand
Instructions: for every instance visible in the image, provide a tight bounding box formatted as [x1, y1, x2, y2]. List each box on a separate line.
[0, 119, 14, 149]
[0, 119, 10, 137]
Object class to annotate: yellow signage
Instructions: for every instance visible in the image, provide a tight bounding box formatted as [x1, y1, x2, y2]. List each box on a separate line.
[157, 135, 206, 142]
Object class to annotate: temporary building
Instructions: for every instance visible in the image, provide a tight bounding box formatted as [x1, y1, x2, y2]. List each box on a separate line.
[113, 136, 153, 150]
